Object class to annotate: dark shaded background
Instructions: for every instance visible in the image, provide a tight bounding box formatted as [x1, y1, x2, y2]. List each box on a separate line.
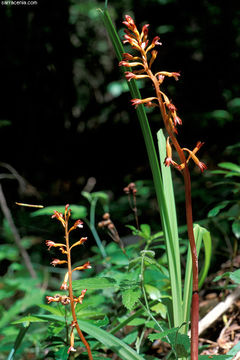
[0, 0, 239, 223]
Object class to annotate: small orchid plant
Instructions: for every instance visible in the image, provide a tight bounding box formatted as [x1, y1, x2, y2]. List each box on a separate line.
[45, 204, 93, 359]
[117, 15, 207, 359]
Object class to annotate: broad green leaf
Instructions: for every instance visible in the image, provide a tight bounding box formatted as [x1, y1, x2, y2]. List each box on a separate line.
[38, 304, 64, 316]
[140, 224, 151, 237]
[145, 284, 161, 300]
[55, 347, 69, 360]
[149, 328, 190, 357]
[148, 326, 180, 341]
[232, 219, 240, 239]
[122, 287, 141, 311]
[213, 272, 231, 282]
[150, 302, 167, 318]
[81, 191, 92, 202]
[122, 330, 138, 344]
[31, 204, 87, 219]
[208, 201, 230, 217]
[230, 269, 240, 284]
[227, 97, 240, 111]
[91, 191, 109, 204]
[128, 318, 146, 326]
[73, 277, 117, 291]
[0, 245, 18, 261]
[15, 314, 64, 323]
[218, 162, 240, 173]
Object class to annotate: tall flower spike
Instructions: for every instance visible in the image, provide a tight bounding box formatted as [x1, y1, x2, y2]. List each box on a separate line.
[120, 16, 204, 359]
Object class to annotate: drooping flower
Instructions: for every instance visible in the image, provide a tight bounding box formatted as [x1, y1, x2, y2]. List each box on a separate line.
[73, 261, 92, 272]
[131, 97, 158, 108]
[50, 259, 67, 267]
[183, 147, 207, 172]
[69, 219, 84, 232]
[155, 71, 180, 81]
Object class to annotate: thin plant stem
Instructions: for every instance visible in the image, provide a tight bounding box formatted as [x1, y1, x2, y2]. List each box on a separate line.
[65, 219, 93, 360]
[89, 198, 107, 258]
[0, 183, 37, 278]
[139, 255, 178, 359]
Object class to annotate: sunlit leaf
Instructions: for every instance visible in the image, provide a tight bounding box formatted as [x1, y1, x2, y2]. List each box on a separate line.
[31, 204, 87, 219]
[73, 277, 117, 291]
[230, 269, 240, 284]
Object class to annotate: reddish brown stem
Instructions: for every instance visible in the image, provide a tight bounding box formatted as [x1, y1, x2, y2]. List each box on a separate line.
[146, 66, 199, 358]
[65, 222, 93, 360]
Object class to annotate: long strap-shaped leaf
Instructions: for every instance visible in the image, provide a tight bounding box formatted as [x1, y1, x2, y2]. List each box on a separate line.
[7, 323, 30, 360]
[99, 8, 183, 327]
[13, 314, 145, 360]
[78, 319, 145, 360]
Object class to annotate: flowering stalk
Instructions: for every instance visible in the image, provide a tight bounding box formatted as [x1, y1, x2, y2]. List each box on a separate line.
[46, 205, 93, 359]
[119, 15, 207, 359]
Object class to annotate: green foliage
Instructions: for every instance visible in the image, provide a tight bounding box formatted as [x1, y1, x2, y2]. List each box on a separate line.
[73, 276, 117, 291]
[31, 204, 88, 219]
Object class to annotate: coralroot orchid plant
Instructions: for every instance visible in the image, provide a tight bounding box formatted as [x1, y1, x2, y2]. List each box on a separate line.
[46, 204, 93, 359]
[100, 11, 207, 360]
[118, 15, 207, 359]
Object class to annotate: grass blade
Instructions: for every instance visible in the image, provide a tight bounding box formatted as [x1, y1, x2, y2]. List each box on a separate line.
[7, 323, 30, 360]
[78, 319, 146, 360]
